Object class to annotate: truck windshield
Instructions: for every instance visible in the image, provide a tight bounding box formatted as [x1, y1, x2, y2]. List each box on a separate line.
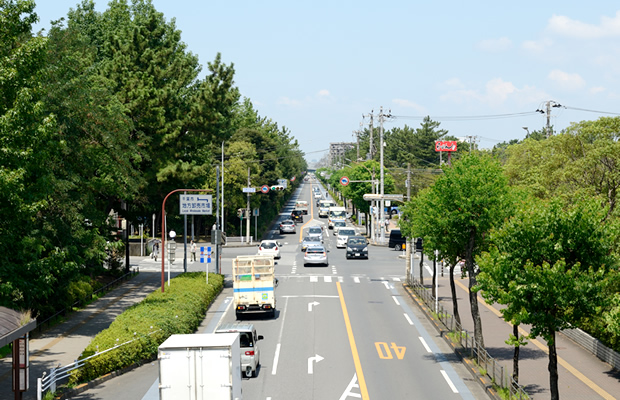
[330, 211, 346, 218]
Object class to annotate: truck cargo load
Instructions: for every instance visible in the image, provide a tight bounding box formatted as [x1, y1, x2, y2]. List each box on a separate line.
[233, 255, 277, 318]
[158, 333, 242, 400]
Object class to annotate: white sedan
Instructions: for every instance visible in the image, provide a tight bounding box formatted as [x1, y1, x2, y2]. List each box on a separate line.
[257, 240, 281, 259]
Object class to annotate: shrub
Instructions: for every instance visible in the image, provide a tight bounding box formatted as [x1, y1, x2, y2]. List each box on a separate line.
[69, 272, 224, 384]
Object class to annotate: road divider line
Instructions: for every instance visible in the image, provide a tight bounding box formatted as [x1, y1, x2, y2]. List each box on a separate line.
[336, 282, 370, 400]
[441, 370, 459, 393]
[404, 313, 414, 325]
[419, 337, 432, 353]
[392, 296, 400, 305]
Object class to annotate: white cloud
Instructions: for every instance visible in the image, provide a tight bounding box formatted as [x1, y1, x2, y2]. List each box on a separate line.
[317, 89, 330, 97]
[521, 38, 553, 54]
[548, 69, 586, 91]
[477, 37, 512, 52]
[590, 86, 606, 95]
[440, 78, 548, 106]
[277, 96, 302, 107]
[547, 11, 620, 39]
[392, 99, 427, 114]
[441, 78, 466, 89]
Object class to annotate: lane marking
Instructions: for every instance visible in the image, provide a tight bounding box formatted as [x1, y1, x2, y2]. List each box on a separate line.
[392, 277, 401, 282]
[392, 296, 400, 305]
[310, 276, 318, 282]
[324, 276, 332, 283]
[453, 279, 616, 400]
[353, 277, 360, 283]
[337, 282, 370, 400]
[419, 337, 432, 353]
[441, 370, 459, 393]
[272, 297, 290, 375]
[382, 281, 390, 289]
[403, 313, 414, 325]
[339, 373, 362, 400]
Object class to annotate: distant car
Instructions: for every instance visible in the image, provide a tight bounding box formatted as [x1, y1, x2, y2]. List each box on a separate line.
[257, 240, 281, 259]
[301, 236, 323, 252]
[291, 210, 304, 223]
[279, 220, 296, 234]
[332, 220, 347, 235]
[346, 236, 369, 259]
[304, 245, 329, 266]
[336, 228, 357, 248]
[314, 192, 321, 199]
[388, 229, 406, 251]
[307, 226, 324, 241]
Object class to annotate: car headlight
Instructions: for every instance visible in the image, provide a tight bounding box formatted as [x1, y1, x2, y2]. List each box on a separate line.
[363, 247, 368, 251]
[346, 247, 352, 251]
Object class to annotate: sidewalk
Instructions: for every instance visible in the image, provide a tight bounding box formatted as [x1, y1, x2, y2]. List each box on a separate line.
[424, 265, 620, 400]
[0, 264, 165, 400]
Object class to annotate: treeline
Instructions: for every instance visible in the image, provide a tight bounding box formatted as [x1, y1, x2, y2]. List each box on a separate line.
[0, 0, 305, 317]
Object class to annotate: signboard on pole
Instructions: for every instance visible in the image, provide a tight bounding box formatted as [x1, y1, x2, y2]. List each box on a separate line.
[261, 185, 270, 194]
[435, 141, 458, 152]
[340, 176, 350, 186]
[180, 195, 212, 215]
[276, 178, 288, 189]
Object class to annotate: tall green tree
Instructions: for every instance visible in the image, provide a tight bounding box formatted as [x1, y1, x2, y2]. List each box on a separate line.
[400, 155, 512, 347]
[476, 197, 619, 400]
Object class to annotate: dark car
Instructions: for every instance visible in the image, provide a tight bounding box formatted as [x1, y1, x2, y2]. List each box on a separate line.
[346, 236, 369, 259]
[388, 229, 406, 251]
[291, 210, 304, 223]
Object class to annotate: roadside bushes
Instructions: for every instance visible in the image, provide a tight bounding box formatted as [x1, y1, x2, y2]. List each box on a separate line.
[69, 272, 224, 384]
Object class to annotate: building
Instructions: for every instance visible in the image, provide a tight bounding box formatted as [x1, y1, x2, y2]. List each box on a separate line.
[329, 142, 355, 166]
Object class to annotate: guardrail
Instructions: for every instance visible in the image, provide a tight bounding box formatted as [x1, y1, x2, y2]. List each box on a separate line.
[408, 278, 529, 400]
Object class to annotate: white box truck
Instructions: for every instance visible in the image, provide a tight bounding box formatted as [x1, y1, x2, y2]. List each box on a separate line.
[158, 333, 242, 400]
[233, 255, 277, 318]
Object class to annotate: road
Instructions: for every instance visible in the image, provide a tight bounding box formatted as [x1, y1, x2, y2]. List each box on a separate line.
[72, 178, 489, 400]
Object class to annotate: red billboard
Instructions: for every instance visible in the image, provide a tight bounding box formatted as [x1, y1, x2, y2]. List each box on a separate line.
[435, 140, 458, 152]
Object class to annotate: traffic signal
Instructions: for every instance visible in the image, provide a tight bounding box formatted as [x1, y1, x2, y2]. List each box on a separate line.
[270, 185, 284, 191]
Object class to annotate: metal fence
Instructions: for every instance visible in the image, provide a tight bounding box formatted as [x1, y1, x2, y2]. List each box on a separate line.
[409, 278, 529, 400]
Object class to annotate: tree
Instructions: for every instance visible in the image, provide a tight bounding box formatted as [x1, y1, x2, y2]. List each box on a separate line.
[400, 155, 512, 347]
[476, 197, 619, 400]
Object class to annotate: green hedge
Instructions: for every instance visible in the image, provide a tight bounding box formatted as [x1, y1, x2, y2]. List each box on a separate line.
[69, 272, 224, 384]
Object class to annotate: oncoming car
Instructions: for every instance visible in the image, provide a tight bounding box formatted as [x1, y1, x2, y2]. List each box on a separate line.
[346, 236, 369, 259]
[336, 228, 357, 248]
[257, 240, 281, 259]
[332, 220, 347, 235]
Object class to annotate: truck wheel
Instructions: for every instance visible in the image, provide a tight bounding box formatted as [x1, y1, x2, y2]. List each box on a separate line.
[395, 244, 402, 251]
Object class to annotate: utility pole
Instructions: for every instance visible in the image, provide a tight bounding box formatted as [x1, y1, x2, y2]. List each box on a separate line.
[379, 106, 385, 244]
[368, 111, 374, 160]
[537, 100, 562, 138]
[221, 141, 225, 233]
[246, 167, 251, 243]
[405, 163, 412, 284]
[216, 165, 220, 274]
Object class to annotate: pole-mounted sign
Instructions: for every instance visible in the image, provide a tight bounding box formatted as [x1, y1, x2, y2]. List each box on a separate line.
[340, 176, 350, 186]
[261, 185, 270, 194]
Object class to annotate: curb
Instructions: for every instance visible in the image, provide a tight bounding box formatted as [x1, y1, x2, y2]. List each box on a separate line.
[402, 284, 502, 400]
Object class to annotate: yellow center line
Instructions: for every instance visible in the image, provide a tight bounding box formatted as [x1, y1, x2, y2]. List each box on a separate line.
[337, 281, 370, 400]
[453, 279, 616, 400]
[298, 188, 316, 242]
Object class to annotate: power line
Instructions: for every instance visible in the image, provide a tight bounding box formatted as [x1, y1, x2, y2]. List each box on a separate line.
[391, 111, 539, 122]
[563, 106, 620, 116]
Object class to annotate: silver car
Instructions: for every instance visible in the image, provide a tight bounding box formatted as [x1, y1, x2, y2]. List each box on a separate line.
[215, 322, 263, 378]
[301, 236, 322, 252]
[307, 226, 324, 241]
[279, 219, 296, 234]
[304, 245, 329, 266]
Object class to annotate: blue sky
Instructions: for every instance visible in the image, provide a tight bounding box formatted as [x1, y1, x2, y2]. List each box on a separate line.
[33, 1, 620, 163]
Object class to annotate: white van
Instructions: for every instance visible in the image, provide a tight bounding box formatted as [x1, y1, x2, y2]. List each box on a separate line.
[337, 228, 357, 248]
[215, 322, 264, 378]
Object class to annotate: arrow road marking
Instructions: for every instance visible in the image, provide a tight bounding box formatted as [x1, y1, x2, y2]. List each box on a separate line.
[308, 301, 320, 312]
[308, 354, 324, 374]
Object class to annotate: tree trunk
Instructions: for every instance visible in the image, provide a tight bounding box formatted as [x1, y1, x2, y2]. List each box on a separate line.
[513, 324, 519, 383]
[466, 228, 484, 348]
[548, 329, 560, 400]
[419, 251, 424, 286]
[449, 263, 461, 326]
